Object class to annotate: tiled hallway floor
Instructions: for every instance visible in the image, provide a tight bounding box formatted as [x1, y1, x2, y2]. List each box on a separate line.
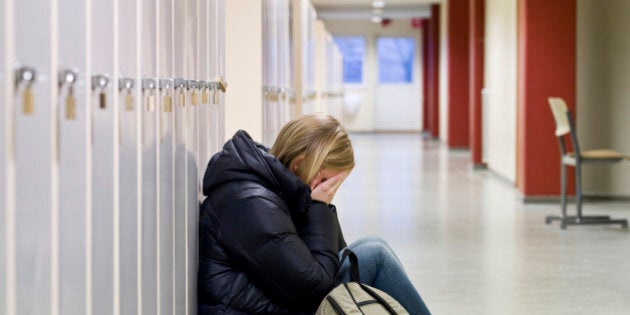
[334, 134, 630, 315]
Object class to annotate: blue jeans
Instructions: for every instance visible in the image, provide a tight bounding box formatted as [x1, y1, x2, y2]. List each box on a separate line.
[338, 236, 431, 315]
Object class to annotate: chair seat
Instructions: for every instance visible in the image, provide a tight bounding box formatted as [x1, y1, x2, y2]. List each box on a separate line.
[564, 150, 629, 165]
[567, 149, 628, 160]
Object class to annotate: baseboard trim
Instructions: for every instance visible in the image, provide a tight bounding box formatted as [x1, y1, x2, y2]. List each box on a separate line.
[521, 194, 630, 204]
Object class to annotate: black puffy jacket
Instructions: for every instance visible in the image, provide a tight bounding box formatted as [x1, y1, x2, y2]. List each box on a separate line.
[198, 130, 347, 314]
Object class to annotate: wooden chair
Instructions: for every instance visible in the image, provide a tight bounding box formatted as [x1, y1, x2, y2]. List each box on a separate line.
[545, 97, 629, 229]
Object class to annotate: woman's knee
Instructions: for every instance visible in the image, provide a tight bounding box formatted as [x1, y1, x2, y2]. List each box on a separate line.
[358, 235, 388, 246]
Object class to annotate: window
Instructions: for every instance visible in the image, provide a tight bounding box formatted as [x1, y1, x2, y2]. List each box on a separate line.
[333, 36, 365, 84]
[377, 37, 415, 83]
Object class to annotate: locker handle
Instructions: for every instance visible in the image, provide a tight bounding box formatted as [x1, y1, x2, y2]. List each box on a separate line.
[15, 65, 37, 87]
[199, 81, 210, 104]
[92, 74, 109, 89]
[174, 78, 187, 107]
[92, 74, 110, 109]
[118, 77, 135, 111]
[159, 78, 173, 90]
[15, 65, 37, 115]
[58, 69, 78, 120]
[159, 79, 174, 112]
[142, 78, 156, 91]
[173, 78, 186, 89]
[142, 78, 157, 111]
[187, 80, 199, 105]
[186, 80, 198, 90]
[118, 77, 135, 91]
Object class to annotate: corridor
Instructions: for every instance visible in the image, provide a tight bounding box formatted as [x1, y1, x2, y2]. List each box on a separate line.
[335, 134, 630, 315]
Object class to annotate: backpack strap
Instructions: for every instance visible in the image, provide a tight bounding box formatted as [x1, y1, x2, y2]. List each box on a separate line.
[358, 283, 399, 315]
[339, 249, 400, 315]
[338, 249, 361, 283]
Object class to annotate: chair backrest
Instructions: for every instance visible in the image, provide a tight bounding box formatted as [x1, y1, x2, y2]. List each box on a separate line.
[548, 97, 571, 137]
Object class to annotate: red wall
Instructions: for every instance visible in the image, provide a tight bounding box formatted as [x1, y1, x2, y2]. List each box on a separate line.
[469, 0, 484, 165]
[447, 0, 471, 148]
[427, 4, 441, 138]
[422, 19, 430, 133]
[517, 0, 576, 196]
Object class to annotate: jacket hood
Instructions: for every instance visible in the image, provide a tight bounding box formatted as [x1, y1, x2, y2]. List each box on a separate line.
[202, 130, 312, 213]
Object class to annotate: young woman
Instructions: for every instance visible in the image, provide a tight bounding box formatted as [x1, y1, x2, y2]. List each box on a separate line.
[198, 113, 430, 314]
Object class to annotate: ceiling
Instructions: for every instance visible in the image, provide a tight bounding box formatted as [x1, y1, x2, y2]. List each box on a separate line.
[312, 0, 437, 20]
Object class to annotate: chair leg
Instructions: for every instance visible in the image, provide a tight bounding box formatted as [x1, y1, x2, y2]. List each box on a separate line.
[546, 161, 628, 229]
[575, 162, 583, 218]
[546, 162, 568, 226]
[561, 163, 567, 217]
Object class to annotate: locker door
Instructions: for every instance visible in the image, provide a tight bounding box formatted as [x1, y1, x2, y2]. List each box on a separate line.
[157, 0, 175, 313]
[185, 1, 199, 313]
[118, 0, 140, 313]
[217, 0, 226, 144]
[0, 0, 6, 311]
[140, 1, 158, 314]
[57, 0, 88, 314]
[91, 0, 116, 313]
[262, 0, 278, 146]
[278, 0, 290, 129]
[198, 0, 210, 181]
[13, 0, 52, 313]
[173, 1, 187, 313]
[208, 0, 219, 154]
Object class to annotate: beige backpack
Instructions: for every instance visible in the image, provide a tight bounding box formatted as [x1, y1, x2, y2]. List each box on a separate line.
[316, 250, 409, 315]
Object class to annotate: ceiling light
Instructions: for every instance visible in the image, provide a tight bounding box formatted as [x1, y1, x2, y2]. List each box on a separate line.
[372, 1, 386, 9]
[370, 15, 383, 23]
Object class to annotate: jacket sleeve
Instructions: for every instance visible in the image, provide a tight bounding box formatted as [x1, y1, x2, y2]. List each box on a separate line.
[329, 204, 347, 250]
[216, 195, 341, 311]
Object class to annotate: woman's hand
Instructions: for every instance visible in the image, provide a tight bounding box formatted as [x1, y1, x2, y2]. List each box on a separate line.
[310, 170, 350, 205]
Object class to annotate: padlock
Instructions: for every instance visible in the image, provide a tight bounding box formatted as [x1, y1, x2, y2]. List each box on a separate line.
[147, 94, 156, 111]
[16, 66, 37, 115]
[191, 89, 199, 105]
[99, 92, 107, 109]
[202, 90, 209, 104]
[23, 87, 35, 115]
[92, 74, 110, 109]
[164, 95, 173, 112]
[66, 85, 77, 120]
[125, 93, 134, 111]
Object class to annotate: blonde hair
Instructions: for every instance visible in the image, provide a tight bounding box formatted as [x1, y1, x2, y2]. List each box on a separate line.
[270, 113, 355, 184]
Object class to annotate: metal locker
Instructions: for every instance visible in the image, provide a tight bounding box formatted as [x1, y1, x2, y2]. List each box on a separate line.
[91, 0, 116, 313]
[57, 0, 88, 314]
[186, 1, 200, 313]
[216, 0, 226, 146]
[140, 1, 159, 315]
[13, 0, 52, 312]
[262, 0, 278, 146]
[0, 0, 6, 311]
[277, 0, 291, 132]
[198, 0, 210, 184]
[119, 0, 140, 313]
[157, 0, 175, 313]
[173, 1, 188, 313]
[208, 0, 220, 154]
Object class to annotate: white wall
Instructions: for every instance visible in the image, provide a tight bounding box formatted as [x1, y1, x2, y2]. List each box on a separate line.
[225, 0, 263, 142]
[482, 0, 517, 182]
[324, 19, 422, 132]
[577, 0, 630, 197]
